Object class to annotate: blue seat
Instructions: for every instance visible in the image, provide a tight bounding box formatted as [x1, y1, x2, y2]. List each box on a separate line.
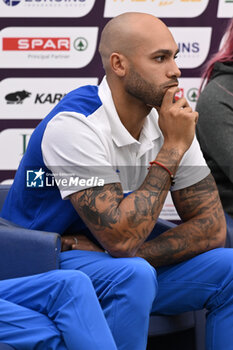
[0, 185, 60, 280]
[0, 216, 60, 280]
[0, 345, 15, 350]
[224, 212, 233, 248]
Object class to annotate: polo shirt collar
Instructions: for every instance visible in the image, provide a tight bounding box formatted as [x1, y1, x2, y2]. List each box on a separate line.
[98, 76, 161, 148]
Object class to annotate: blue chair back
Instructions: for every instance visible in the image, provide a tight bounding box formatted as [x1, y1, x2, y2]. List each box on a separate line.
[0, 184, 61, 280]
[225, 212, 233, 248]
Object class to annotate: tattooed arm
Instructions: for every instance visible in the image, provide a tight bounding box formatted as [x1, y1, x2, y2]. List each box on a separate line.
[70, 147, 183, 258]
[69, 87, 199, 257]
[137, 173, 226, 267]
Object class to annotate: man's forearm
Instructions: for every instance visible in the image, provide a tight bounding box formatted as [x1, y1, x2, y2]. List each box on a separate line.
[137, 209, 226, 267]
[71, 146, 183, 257]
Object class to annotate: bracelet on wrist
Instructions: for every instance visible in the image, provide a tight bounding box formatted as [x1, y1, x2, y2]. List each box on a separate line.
[148, 160, 175, 186]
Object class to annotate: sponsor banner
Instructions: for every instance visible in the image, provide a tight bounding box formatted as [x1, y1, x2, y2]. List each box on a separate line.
[159, 192, 180, 221]
[176, 77, 201, 110]
[104, 0, 209, 18]
[217, 0, 233, 18]
[169, 27, 212, 69]
[0, 27, 98, 68]
[0, 128, 34, 170]
[0, 77, 99, 119]
[0, 0, 95, 18]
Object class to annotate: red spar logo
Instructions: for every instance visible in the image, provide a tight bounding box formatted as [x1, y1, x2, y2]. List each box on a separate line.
[2, 38, 70, 51]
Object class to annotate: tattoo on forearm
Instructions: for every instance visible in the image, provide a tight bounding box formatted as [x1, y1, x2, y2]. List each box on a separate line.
[76, 184, 122, 229]
[70, 162, 173, 254]
[137, 174, 226, 266]
[174, 174, 220, 219]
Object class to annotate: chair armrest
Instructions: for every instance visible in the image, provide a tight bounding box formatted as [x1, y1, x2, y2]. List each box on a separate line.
[0, 218, 61, 280]
[0, 344, 15, 350]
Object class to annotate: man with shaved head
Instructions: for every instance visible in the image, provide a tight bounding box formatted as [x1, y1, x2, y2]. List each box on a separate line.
[2, 12, 233, 350]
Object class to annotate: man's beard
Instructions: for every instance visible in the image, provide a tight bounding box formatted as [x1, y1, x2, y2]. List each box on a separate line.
[124, 66, 165, 107]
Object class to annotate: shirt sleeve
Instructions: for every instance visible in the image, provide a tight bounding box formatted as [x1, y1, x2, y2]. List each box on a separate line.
[171, 135, 210, 191]
[41, 111, 120, 199]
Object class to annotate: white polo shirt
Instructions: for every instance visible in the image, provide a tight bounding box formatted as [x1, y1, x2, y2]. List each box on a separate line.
[42, 77, 210, 199]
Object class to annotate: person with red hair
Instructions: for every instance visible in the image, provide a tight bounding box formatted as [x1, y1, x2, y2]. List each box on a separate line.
[196, 19, 233, 217]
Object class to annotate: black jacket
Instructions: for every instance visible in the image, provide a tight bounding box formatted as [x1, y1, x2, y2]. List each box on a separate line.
[196, 62, 233, 217]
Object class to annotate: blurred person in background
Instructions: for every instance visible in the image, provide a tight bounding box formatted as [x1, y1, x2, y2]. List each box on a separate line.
[196, 19, 233, 218]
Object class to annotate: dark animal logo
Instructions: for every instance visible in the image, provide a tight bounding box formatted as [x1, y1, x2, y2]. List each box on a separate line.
[5, 90, 31, 104]
[2, 0, 22, 6]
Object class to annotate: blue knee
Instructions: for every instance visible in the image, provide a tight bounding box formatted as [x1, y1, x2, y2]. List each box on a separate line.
[112, 257, 157, 311]
[210, 248, 233, 284]
[57, 269, 94, 292]
[205, 248, 233, 309]
[44, 269, 95, 302]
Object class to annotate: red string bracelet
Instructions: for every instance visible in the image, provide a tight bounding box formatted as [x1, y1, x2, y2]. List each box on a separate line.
[149, 161, 175, 186]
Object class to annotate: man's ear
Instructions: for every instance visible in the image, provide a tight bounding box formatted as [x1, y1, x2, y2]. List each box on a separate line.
[110, 52, 127, 77]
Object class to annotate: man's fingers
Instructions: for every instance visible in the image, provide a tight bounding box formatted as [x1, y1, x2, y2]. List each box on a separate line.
[161, 86, 180, 107]
[175, 97, 190, 109]
[194, 111, 199, 123]
[61, 236, 77, 250]
[183, 106, 193, 113]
